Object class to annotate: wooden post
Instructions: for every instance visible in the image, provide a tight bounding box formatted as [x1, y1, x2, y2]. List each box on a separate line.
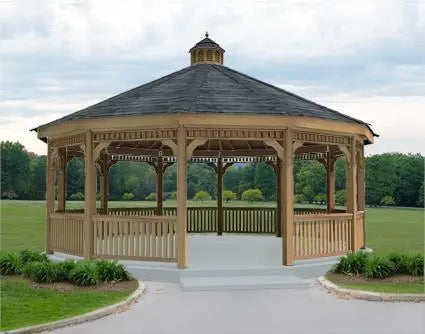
[326, 153, 335, 213]
[57, 151, 67, 212]
[46, 140, 55, 254]
[156, 153, 164, 216]
[283, 129, 294, 265]
[99, 155, 108, 214]
[357, 145, 366, 248]
[84, 130, 96, 259]
[347, 138, 358, 252]
[276, 158, 282, 237]
[176, 125, 187, 268]
[217, 156, 223, 236]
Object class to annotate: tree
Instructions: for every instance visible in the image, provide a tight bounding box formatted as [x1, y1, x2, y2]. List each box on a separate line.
[335, 189, 346, 205]
[69, 192, 84, 200]
[241, 189, 264, 202]
[171, 191, 177, 200]
[254, 162, 275, 200]
[314, 193, 327, 204]
[122, 192, 135, 201]
[418, 183, 424, 207]
[193, 190, 211, 201]
[380, 196, 395, 206]
[1, 141, 31, 199]
[145, 193, 156, 201]
[30, 155, 47, 199]
[223, 190, 237, 202]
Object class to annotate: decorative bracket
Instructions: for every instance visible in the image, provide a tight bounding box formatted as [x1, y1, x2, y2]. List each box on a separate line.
[264, 140, 284, 161]
[94, 142, 111, 162]
[186, 138, 208, 160]
[293, 141, 304, 154]
[161, 139, 178, 156]
[338, 145, 351, 168]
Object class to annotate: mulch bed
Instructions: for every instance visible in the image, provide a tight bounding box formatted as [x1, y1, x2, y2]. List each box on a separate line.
[327, 272, 424, 284]
[2, 275, 138, 292]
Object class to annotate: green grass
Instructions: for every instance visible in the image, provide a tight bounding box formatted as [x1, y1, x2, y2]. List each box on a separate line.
[0, 277, 137, 331]
[1, 200, 423, 255]
[326, 273, 424, 294]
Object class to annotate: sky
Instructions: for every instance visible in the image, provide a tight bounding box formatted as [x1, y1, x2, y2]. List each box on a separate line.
[1, 0, 424, 156]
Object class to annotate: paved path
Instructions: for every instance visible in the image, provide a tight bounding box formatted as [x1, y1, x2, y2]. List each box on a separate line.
[56, 282, 425, 334]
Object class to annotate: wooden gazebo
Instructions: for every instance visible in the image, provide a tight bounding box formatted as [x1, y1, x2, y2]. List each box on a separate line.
[34, 34, 376, 268]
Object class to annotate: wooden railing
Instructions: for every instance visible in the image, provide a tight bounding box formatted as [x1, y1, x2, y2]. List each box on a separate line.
[92, 215, 177, 262]
[356, 211, 365, 249]
[187, 207, 217, 232]
[293, 213, 353, 259]
[50, 213, 84, 256]
[223, 207, 276, 233]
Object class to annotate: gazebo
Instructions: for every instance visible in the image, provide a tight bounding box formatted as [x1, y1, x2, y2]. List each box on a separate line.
[34, 33, 376, 269]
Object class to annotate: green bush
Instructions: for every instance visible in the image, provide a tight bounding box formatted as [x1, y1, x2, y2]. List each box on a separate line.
[145, 193, 156, 201]
[223, 190, 237, 202]
[57, 260, 77, 281]
[241, 189, 264, 202]
[95, 260, 131, 282]
[69, 192, 85, 201]
[122, 192, 135, 201]
[294, 194, 305, 203]
[335, 189, 346, 205]
[69, 261, 100, 286]
[334, 252, 369, 275]
[193, 190, 211, 201]
[406, 254, 424, 276]
[380, 196, 395, 206]
[364, 256, 395, 279]
[388, 253, 409, 274]
[19, 249, 48, 265]
[23, 262, 61, 283]
[0, 252, 22, 275]
[171, 191, 177, 200]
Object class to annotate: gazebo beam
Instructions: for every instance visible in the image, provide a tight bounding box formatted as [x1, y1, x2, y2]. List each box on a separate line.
[57, 149, 67, 212]
[326, 153, 336, 213]
[156, 153, 164, 216]
[217, 156, 223, 236]
[45, 140, 55, 254]
[346, 137, 358, 252]
[282, 129, 294, 265]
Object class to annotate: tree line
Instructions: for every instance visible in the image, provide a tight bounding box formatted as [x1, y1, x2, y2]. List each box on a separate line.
[1, 141, 424, 207]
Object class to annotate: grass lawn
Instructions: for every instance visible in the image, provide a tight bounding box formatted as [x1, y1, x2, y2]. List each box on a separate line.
[325, 272, 424, 294]
[0, 277, 138, 331]
[1, 200, 423, 254]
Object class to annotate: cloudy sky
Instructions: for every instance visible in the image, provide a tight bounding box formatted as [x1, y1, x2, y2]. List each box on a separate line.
[1, 0, 424, 156]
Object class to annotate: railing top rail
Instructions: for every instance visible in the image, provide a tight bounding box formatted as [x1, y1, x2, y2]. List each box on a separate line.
[294, 213, 353, 221]
[357, 210, 365, 215]
[50, 213, 84, 219]
[93, 214, 177, 222]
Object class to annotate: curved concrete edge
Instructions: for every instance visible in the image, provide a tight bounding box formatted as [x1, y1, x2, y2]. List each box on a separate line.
[318, 276, 425, 303]
[1, 281, 145, 334]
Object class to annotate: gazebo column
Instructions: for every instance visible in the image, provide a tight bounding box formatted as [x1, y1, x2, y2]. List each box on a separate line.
[156, 153, 164, 216]
[99, 154, 109, 214]
[57, 149, 67, 212]
[357, 145, 366, 248]
[83, 130, 96, 259]
[176, 126, 188, 268]
[346, 138, 358, 252]
[45, 140, 55, 254]
[217, 156, 223, 236]
[326, 153, 336, 213]
[282, 129, 294, 265]
[275, 158, 282, 237]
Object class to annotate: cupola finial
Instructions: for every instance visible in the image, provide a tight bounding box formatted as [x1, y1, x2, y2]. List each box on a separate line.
[205, 31, 209, 38]
[189, 33, 225, 66]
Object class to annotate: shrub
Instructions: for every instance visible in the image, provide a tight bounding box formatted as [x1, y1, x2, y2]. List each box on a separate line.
[314, 193, 327, 204]
[95, 260, 131, 282]
[171, 191, 177, 200]
[223, 190, 237, 202]
[334, 252, 369, 275]
[294, 194, 305, 203]
[57, 260, 77, 281]
[23, 262, 61, 283]
[388, 253, 409, 274]
[380, 196, 395, 206]
[122, 192, 135, 201]
[19, 249, 48, 265]
[241, 189, 264, 202]
[145, 193, 156, 201]
[364, 256, 395, 279]
[335, 189, 346, 205]
[405, 254, 424, 276]
[0, 252, 22, 275]
[193, 190, 211, 201]
[69, 192, 85, 201]
[70, 261, 100, 286]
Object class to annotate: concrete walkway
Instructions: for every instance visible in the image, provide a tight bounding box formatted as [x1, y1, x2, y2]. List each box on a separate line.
[56, 282, 425, 334]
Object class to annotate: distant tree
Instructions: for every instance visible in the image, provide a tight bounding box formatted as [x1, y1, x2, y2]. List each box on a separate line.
[314, 193, 327, 204]
[294, 194, 305, 203]
[122, 192, 135, 201]
[30, 155, 46, 199]
[223, 190, 237, 202]
[242, 189, 264, 202]
[335, 189, 346, 206]
[171, 191, 177, 200]
[380, 196, 395, 206]
[145, 193, 156, 201]
[302, 185, 314, 203]
[193, 190, 211, 201]
[254, 162, 275, 200]
[418, 183, 424, 207]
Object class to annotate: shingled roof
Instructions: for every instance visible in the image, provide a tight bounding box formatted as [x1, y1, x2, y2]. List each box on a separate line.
[35, 63, 374, 132]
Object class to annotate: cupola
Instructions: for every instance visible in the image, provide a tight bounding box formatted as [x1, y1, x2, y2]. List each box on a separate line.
[189, 32, 225, 65]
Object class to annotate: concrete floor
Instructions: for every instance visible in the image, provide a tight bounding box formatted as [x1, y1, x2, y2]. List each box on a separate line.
[56, 281, 425, 334]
